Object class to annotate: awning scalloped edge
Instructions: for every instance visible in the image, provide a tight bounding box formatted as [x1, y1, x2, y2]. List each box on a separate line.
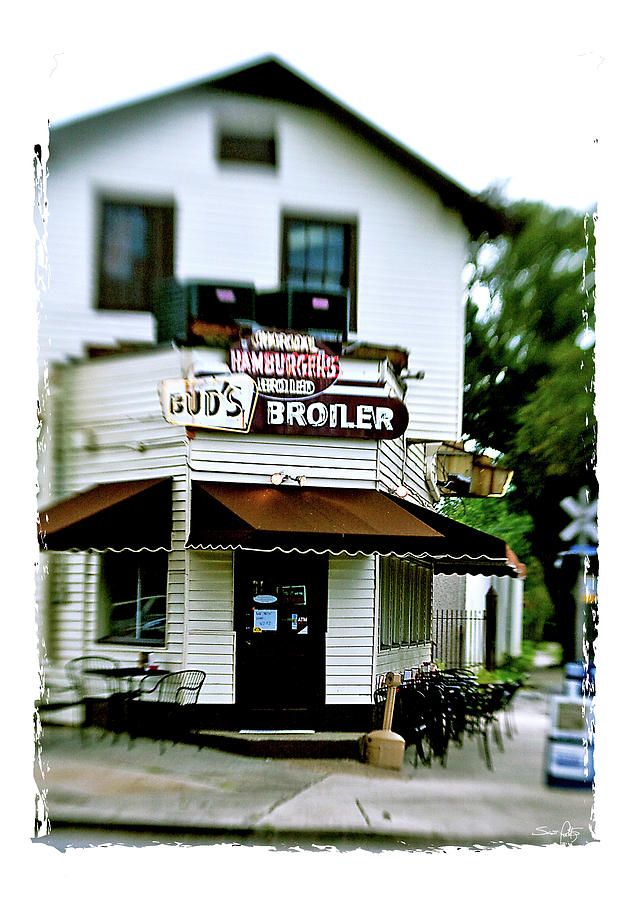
[185, 540, 517, 567]
[40, 544, 172, 553]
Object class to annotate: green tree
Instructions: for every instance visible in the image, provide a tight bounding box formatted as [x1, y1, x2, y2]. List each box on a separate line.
[441, 492, 551, 643]
[441, 492, 533, 560]
[462, 196, 596, 660]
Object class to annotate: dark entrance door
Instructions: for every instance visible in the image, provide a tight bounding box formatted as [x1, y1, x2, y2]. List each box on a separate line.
[234, 550, 327, 728]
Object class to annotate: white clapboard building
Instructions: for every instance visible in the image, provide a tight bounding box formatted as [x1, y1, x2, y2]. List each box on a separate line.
[37, 57, 521, 731]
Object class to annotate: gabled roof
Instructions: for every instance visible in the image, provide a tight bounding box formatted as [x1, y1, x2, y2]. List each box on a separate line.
[54, 55, 510, 238]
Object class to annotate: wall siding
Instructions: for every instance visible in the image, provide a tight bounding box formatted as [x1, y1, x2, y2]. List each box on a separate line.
[47, 348, 184, 500]
[403, 442, 433, 501]
[45, 89, 468, 442]
[326, 555, 376, 704]
[376, 644, 434, 679]
[376, 435, 405, 492]
[185, 551, 235, 703]
[190, 433, 380, 488]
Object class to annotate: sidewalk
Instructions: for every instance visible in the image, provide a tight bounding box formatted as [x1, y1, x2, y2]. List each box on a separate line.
[34, 679, 595, 849]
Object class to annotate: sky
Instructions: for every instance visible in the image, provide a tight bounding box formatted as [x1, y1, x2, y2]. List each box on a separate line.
[13, 0, 609, 211]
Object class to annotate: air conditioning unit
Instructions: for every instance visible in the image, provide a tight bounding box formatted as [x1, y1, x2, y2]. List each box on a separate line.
[255, 287, 349, 341]
[153, 280, 256, 343]
[290, 288, 349, 340]
[253, 289, 291, 332]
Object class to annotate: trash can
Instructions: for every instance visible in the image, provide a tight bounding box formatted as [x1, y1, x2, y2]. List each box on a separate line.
[365, 729, 406, 770]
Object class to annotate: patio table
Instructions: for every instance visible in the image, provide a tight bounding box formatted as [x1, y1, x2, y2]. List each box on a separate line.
[85, 666, 170, 692]
[84, 667, 171, 733]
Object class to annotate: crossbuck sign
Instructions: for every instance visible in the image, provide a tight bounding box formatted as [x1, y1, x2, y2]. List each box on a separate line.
[560, 487, 598, 546]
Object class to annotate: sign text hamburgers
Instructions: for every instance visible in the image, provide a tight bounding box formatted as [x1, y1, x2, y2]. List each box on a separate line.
[229, 330, 339, 399]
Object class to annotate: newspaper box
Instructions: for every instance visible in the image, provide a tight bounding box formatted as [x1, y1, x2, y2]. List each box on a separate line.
[544, 694, 594, 786]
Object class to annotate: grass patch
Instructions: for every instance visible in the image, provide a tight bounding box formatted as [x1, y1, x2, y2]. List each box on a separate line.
[476, 667, 526, 685]
[476, 644, 537, 684]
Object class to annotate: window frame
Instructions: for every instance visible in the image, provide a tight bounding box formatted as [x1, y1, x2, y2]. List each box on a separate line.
[379, 556, 432, 651]
[95, 195, 175, 313]
[280, 212, 358, 333]
[96, 550, 169, 648]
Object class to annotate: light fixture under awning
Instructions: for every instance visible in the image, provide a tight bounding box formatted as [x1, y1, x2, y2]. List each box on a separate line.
[187, 483, 518, 576]
[38, 478, 173, 552]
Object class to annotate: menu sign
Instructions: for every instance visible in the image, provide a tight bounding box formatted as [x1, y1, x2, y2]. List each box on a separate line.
[229, 330, 339, 399]
[253, 608, 277, 632]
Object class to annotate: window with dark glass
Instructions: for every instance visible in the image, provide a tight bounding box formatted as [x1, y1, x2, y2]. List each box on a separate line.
[97, 550, 168, 646]
[281, 215, 358, 332]
[380, 557, 432, 650]
[97, 199, 174, 312]
[217, 132, 277, 166]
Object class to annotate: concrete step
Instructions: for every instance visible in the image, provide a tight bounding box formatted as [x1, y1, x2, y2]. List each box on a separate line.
[192, 729, 366, 760]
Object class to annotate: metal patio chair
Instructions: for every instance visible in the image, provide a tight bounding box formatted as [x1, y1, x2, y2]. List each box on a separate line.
[499, 677, 525, 738]
[64, 655, 120, 737]
[126, 669, 206, 750]
[65, 655, 119, 698]
[35, 672, 86, 728]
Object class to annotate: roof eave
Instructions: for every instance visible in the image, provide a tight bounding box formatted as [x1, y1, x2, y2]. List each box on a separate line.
[208, 57, 510, 238]
[52, 55, 511, 239]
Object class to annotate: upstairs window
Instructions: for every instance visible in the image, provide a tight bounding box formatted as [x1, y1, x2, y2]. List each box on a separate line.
[97, 199, 174, 312]
[281, 215, 358, 332]
[97, 550, 168, 647]
[217, 132, 277, 166]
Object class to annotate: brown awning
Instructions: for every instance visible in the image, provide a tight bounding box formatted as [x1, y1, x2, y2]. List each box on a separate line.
[38, 478, 173, 552]
[187, 483, 518, 576]
[388, 493, 523, 575]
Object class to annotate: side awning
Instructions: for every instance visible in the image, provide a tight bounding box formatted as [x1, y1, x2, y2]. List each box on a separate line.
[187, 483, 518, 576]
[389, 493, 526, 576]
[38, 478, 173, 552]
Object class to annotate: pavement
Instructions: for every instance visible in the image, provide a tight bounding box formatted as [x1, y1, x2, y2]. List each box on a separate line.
[34, 666, 596, 851]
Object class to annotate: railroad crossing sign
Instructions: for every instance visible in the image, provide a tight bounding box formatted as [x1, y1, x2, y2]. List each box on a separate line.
[560, 487, 598, 546]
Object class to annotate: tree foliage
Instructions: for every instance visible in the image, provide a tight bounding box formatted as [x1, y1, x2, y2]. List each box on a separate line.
[441, 492, 552, 644]
[464, 198, 595, 460]
[441, 492, 533, 561]
[461, 196, 596, 658]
